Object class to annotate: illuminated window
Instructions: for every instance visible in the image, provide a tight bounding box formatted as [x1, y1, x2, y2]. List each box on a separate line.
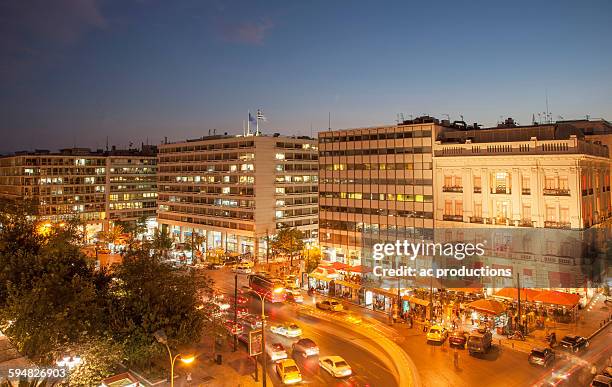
[222, 187, 230, 194]
[275, 153, 285, 160]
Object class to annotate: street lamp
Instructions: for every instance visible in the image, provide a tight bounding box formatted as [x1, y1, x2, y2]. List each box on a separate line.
[245, 287, 282, 387]
[56, 355, 82, 370]
[154, 329, 195, 387]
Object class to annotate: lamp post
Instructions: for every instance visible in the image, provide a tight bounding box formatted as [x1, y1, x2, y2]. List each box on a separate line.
[154, 329, 195, 387]
[246, 287, 282, 387]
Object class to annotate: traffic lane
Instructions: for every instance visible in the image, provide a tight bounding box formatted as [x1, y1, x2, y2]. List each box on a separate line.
[396, 330, 542, 387]
[533, 325, 611, 386]
[252, 299, 396, 387]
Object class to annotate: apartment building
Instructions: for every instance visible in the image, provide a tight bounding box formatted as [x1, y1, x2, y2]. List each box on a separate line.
[156, 134, 318, 258]
[0, 146, 157, 237]
[433, 120, 611, 229]
[318, 116, 438, 267]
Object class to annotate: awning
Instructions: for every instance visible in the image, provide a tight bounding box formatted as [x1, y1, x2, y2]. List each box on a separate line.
[466, 298, 507, 315]
[402, 295, 431, 306]
[370, 288, 398, 298]
[533, 290, 580, 307]
[312, 266, 340, 278]
[493, 288, 542, 302]
[333, 280, 361, 289]
[308, 272, 331, 282]
[330, 261, 349, 270]
[347, 265, 373, 274]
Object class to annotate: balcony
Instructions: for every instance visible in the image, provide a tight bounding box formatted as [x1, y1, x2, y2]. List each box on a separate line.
[491, 188, 510, 194]
[522, 188, 531, 195]
[519, 219, 533, 227]
[443, 214, 464, 222]
[473, 187, 482, 193]
[543, 188, 570, 196]
[544, 221, 571, 229]
[442, 186, 463, 193]
[469, 216, 483, 224]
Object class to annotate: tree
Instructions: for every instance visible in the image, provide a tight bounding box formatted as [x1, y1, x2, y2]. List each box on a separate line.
[150, 228, 174, 259]
[185, 232, 207, 261]
[114, 216, 148, 242]
[61, 339, 124, 387]
[97, 225, 124, 247]
[304, 246, 321, 273]
[271, 228, 305, 266]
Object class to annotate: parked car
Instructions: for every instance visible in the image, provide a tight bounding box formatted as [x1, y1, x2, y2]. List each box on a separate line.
[266, 342, 288, 361]
[319, 356, 353, 377]
[228, 295, 248, 305]
[316, 300, 343, 311]
[467, 330, 492, 355]
[270, 323, 302, 338]
[233, 264, 252, 274]
[275, 358, 302, 385]
[206, 262, 224, 269]
[528, 347, 555, 367]
[224, 320, 243, 335]
[449, 330, 468, 348]
[286, 289, 303, 303]
[559, 335, 589, 353]
[226, 306, 249, 318]
[292, 338, 319, 357]
[591, 375, 612, 387]
[426, 325, 448, 343]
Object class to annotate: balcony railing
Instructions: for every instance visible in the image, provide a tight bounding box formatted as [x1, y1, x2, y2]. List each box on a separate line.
[491, 188, 510, 194]
[442, 186, 463, 193]
[522, 188, 531, 195]
[469, 216, 483, 223]
[543, 188, 570, 196]
[519, 220, 533, 227]
[443, 214, 464, 222]
[544, 221, 571, 229]
[473, 187, 482, 193]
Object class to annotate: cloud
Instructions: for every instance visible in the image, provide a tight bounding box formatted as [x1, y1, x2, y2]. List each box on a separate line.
[218, 18, 275, 45]
[0, 0, 106, 77]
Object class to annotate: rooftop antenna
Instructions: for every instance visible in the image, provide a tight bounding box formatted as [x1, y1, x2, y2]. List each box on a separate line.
[328, 112, 331, 131]
[443, 113, 450, 121]
[460, 115, 464, 122]
[545, 89, 550, 123]
[105, 136, 109, 151]
[586, 114, 590, 120]
[310, 123, 313, 138]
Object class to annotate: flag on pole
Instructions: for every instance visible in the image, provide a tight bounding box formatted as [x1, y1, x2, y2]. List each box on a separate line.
[249, 112, 256, 126]
[257, 109, 267, 122]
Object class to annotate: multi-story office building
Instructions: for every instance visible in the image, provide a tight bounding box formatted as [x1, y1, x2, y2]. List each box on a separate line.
[156, 134, 318, 258]
[433, 120, 611, 229]
[318, 117, 438, 266]
[0, 146, 157, 237]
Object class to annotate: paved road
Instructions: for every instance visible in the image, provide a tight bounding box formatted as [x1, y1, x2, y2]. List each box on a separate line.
[204, 268, 396, 386]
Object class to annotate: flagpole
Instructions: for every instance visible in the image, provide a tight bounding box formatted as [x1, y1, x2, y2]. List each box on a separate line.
[247, 110, 251, 136]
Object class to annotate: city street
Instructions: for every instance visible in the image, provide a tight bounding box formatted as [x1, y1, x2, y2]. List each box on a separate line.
[203, 267, 612, 387]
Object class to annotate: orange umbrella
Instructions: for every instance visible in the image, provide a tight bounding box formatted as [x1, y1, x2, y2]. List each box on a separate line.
[533, 290, 580, 307]
[466, 298, 507, 315]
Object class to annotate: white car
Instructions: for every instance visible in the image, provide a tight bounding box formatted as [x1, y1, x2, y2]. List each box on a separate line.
[233, 264, 252, 274]
[265, 342, 288, 361]
[319, 356, 353, 377]
[241, 314, 262, 329]
[270, 323, 302, 338]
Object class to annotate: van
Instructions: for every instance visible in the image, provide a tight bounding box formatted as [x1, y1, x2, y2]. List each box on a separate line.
[467, 331, 492, 355]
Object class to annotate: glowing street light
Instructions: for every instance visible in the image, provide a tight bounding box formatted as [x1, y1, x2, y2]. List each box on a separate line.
[56, 355, 82, 370]
[154, 329, 196, 387]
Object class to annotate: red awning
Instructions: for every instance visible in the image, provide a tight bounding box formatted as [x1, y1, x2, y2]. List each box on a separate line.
[533, 290, 580, 307]
[347, 265, 373, 274]
[494, 288, 542, 301]
[466, 298, 507, 315]
[330, 261, 349, 270]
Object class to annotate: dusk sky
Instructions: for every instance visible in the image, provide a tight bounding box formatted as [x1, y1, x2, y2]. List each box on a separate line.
[1, 0, 611, 153]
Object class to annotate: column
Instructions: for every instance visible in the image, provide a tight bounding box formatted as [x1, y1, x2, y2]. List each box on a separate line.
[482, 168, 491, 223]
[511, 168, 521, 225]
[221, 232, 226, 252]
[237, 235, 244, 254]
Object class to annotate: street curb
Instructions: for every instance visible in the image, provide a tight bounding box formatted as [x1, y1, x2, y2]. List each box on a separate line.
[588, 318, 611, 340]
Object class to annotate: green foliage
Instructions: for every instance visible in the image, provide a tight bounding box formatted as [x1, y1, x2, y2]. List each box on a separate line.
[271, 228, 305, 265]
[304, 247, 321, 273]
[61, 339, 123, 387]
[0, 378, 58, 387]
[150, 228, 174, 258]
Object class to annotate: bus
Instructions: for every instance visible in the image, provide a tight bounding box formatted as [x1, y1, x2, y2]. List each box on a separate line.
[247, 273, 286, 303]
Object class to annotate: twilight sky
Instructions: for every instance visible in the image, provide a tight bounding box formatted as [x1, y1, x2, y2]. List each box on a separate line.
[1, 0, 611, 153]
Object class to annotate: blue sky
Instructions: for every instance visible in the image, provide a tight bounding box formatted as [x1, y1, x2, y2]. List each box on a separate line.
[1, 0, 611, 152]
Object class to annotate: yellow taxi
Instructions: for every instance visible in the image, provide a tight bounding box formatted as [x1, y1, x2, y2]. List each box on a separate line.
[426, 325, 448, 343]
[275, 358, 303, 385]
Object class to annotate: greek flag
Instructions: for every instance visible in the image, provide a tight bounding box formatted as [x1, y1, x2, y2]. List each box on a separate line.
[249, 112, 256, 126]
[257, 109, 267, 122]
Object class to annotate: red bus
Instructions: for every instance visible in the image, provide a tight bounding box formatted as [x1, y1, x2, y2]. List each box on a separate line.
[248, 273, 286, 303]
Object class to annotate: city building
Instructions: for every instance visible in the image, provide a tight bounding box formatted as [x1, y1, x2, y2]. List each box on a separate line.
[0, 146, 157, 238]
[433, 119, 611, 229]
[318, 116, 438, 267]
[156, 134, 318, 258]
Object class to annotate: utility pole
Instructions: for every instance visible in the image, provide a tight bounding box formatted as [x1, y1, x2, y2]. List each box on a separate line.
[517, 272, 522, 334]
[191, 231, 195, 263]
[233, 274, 238, 351]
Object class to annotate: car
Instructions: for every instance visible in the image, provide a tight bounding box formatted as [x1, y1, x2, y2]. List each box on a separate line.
[224, 320, 243, 335]
[591, 375, 612, 387]
[275, 358, 302, 385]
[559, 335, 589, 353]
[316, 300, 343, 311]
[467, 330, 492, 355]
[270, 323, 302, 338]
[528, 347, 555, 367]
[241, 314, 262, 329]
[206, 262, 224, 269]
[426, 325, 448, 343]
[286, 289, 304, 303]
[228, 295, 248, 305]
[237, 333, 249, 344]
[339, 375, 372, 386]
[266, 342, 288, 361]
[603, 366, 612, 378]
[226, 306, 249, 318]
[292, 338, 319, 357]
[319, 356, 353, 378]
[449, 330, 468, 348]
[233, 264, 252, 274]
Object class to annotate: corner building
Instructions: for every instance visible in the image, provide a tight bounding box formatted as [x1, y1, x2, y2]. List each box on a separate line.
[156, 134, 318, 259]
[318, 117, 438, 267]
